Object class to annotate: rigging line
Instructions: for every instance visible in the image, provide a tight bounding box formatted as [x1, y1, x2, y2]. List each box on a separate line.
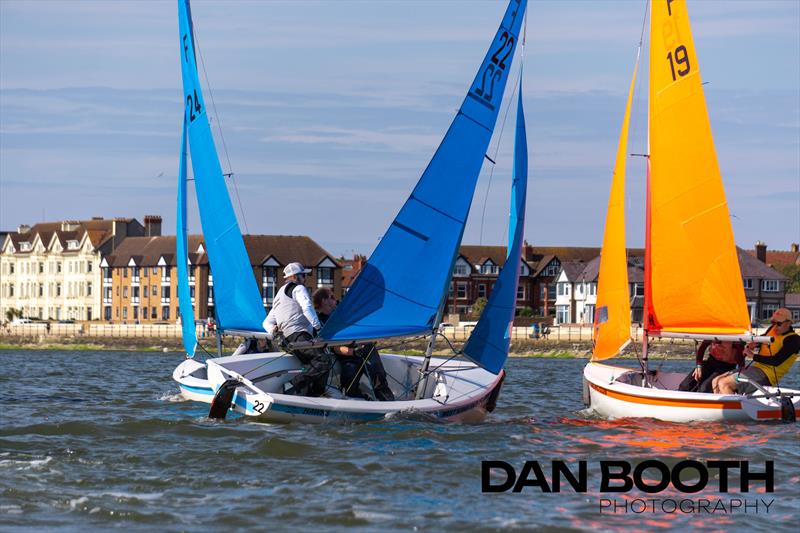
[193, 27, 251, 235]
[478, 49, 523, 246]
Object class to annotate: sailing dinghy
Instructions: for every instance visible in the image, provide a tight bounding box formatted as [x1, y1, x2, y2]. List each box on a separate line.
[582, 0, 799, 422]
[173, 0, 529, 423]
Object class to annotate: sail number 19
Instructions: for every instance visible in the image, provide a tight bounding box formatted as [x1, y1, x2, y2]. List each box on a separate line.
[666, 45, 691, 81]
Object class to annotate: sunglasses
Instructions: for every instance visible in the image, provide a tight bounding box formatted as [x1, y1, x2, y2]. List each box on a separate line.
[771, 320, 790, 325]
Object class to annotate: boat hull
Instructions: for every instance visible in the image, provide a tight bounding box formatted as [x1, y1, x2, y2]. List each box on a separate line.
[584, 361, 799, 422]
[174, 352, 504, 424]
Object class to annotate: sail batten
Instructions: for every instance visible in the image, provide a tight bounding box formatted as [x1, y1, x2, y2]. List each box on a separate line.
[177, 0, 266, 333]
[646, 0, 750, 335]
[321, 0, 527, 343]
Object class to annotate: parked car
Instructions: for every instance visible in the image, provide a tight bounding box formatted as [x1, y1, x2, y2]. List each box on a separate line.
[11, 318, 32, 324]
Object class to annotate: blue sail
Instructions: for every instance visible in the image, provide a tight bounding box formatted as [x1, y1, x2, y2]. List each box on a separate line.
[176, 117, 198, 357]
[463, 76, 527, 374]
[321, 0, 527, 342]
[177, 0, 265, 332]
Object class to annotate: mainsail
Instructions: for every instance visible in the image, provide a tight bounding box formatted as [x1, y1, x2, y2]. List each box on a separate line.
[177, 0, 266, 332]
[321, 0, 527, 342]
[591, 58, 638, 361]
[176, 117, 198, 357]
[463, 75, 527, 374]
[646, 0, 749, 335]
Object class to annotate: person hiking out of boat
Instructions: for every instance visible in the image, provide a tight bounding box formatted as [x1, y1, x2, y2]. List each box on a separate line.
[712, 308, 800, 395]
[313, 287, 395, 401]
[263, 262, 332, 397]
[677, 340, 744, 393]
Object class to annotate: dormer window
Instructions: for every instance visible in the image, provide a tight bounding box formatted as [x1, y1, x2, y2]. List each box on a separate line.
[20, 241, 32, 252]
[67, 240, 80, 250]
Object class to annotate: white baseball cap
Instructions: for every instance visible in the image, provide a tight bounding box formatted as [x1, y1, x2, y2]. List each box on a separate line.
[283, 262, 311, 278]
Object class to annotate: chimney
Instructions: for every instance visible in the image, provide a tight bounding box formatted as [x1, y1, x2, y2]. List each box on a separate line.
[17, 224, 30, 234]
[755, 241, 767, 263]
[92, 216, 104, 220]
[144, 215, 162, 237]
[792, 243, 799, 253]
[61, 220, 79, 231]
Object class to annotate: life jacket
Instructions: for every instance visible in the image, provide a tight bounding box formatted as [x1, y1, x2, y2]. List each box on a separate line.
[271, 282, 312, 338]
[753, 327, 799, 385]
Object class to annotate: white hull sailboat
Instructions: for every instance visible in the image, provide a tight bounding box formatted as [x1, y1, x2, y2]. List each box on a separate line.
[172, 0, 529, 423]
[582, 0, 798, 423]
[174, 353, 504, 423]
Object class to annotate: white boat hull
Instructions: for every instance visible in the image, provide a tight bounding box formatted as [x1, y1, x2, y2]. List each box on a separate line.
[173, 351, 504, 424]
[583, 361, 799, 422]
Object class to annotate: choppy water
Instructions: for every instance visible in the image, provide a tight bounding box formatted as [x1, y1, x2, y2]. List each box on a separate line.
[0, 350, 797, 532]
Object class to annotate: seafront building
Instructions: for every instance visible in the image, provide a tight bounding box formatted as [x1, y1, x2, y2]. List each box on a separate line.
[102, 234, 341, 324]
[0, 216, 159, 321]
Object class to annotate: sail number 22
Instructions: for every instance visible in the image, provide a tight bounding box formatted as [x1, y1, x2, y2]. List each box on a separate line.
[473, 31, 515, 108]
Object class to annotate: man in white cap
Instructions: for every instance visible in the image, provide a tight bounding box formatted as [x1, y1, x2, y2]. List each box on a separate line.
[263, 262, 331, 396]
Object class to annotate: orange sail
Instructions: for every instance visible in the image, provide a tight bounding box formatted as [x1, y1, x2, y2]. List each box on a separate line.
[592, 59, 639, 360]
[646, 0, 750, 335]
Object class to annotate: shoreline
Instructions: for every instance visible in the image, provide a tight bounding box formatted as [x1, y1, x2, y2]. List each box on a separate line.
[0, 335, 698, 360]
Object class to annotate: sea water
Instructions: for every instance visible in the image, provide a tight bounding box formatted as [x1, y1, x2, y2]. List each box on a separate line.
[1, 350, 797, 532]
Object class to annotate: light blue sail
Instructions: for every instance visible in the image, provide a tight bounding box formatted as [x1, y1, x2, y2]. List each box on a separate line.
[463, 76, 527, 374]
[177, 0, 265, 332]
[321, 0, 527, 342]
[176, 117, 198, 357]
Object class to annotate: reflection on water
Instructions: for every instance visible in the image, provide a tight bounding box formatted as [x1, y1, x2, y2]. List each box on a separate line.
[0, 351, 797, 532]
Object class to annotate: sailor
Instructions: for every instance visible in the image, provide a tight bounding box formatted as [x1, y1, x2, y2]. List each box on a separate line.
[713, 308, 800, 395]
[263, 262, 332, 397]
[313, 287, 395, 401]
[677, 340, 744, 393]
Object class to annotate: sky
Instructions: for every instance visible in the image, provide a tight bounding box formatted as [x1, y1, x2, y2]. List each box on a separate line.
[1, 0, 798, 258]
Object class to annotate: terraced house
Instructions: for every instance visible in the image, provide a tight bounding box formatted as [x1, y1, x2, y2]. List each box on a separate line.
[103, 234, 341, 324]
[0, 216, 158, 322]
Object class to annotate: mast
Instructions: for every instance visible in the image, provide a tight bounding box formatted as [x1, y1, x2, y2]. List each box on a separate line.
[642, 0, 653, 380]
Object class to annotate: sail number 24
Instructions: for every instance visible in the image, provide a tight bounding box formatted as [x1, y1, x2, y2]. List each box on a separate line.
[182, 33, 203, 123]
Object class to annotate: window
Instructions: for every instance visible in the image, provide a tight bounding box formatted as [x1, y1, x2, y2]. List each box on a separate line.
[190, 286, 195, 299]
[116, 286, 119, 296]
[87, 283, 92, 296]
[478, 284, 486, 298]
[38, 284, 43, 297]
[123, 267, 128, 278]
[122, 307, 128, 320]
[188, 266, 196, 283]
[556, 305, 570, 324]
[152, 266, 158, 274]
[456, 282, 467, 299]
[133, 307, 138, 320]
[761, 280, 779, 292]
[480, 262, 499, 275]
[543, 261, 560, 277]
[762, 303, 778, 320]
[262, 267, 277, 305]
[557, 282, 570, 296]
[132, 286, 139, 301]
[162, 286, 171, 300]
[317, 267, 334, 288]
[56, 283, 62, 296]
[151, 307, 157, 319]
[517, 285, 525, 300]
[9, 263, 14, 274]
[87, 261, 93, 273]
[578, 284, 583, 295]
[152, 286, 157, 296]
[104, 307, 111, 320]
[132, 266, 140, 279]
[104, 267, 112, 281]
[57, 262, 62, 273]
[39, 262, 44, 273]
[589, 283, 597, 296]
[123, 287, 128, 298]
[453, 264, 469, 276]
[449, 282, 454, 296]
[162, 306, 170, 320]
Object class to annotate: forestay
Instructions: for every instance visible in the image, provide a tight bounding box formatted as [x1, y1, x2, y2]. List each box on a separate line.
[321, 0, 527, 342]
[177, 0, 266, 332]
[462, 75, 527, 375]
